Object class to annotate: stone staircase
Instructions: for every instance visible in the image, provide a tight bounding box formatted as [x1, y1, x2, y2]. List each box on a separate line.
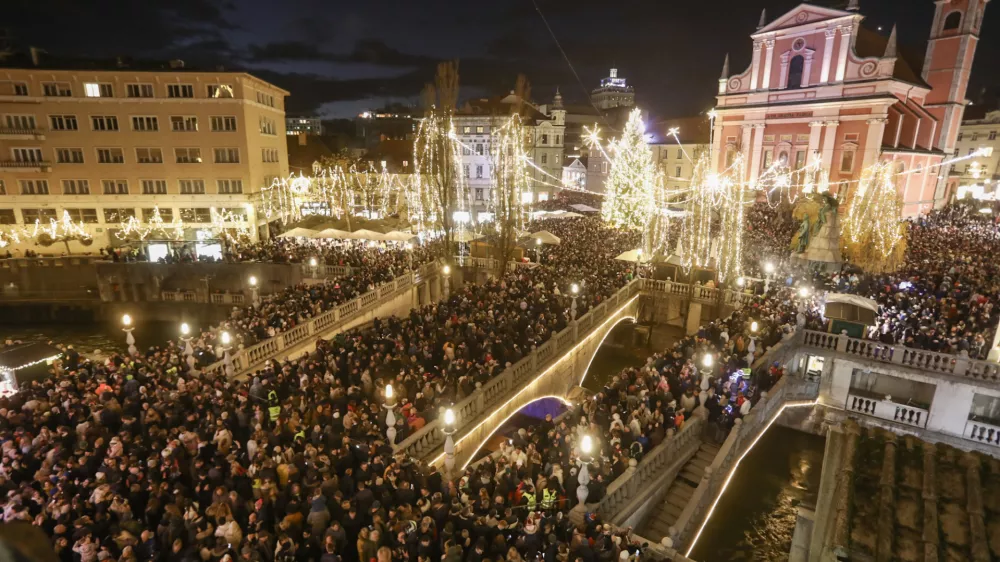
[638, 441, 720, 543]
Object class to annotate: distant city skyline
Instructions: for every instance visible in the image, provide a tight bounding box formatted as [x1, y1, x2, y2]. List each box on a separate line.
[5, 0, 1000, 119]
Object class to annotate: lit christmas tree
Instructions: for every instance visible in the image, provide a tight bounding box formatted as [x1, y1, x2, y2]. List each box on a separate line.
[601, 108, 656, 231]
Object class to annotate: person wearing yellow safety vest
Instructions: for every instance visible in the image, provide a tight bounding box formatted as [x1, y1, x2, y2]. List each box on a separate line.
[541, 485, 557, 510]
[268, 389, 281, 423]
[521, 488, 536, 510]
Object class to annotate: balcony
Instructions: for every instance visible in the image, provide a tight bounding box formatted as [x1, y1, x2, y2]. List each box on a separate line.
[0, 127, 46, 140]
[0, 160, 52, 172]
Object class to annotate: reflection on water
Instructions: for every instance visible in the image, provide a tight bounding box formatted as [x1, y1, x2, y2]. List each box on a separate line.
[0, 322, 184, 356]
[583, 346, 646, 391]
[690, 426, 825, 562]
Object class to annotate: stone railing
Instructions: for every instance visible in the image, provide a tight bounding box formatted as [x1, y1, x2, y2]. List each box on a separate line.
[200, 263, 436, 378]
[638, 278, 755, 308]
[802, 329, 1000, 382]
[0, 256, 108, 267]
[598, 416, 705, 523]
[672, 374, 820, 550]
[300, 263, 353, 278]
[394, 279, 644, 461]
[964, 419, 1000, 447]
[845, 392, 929, 428]
[160, 291, 246, 305]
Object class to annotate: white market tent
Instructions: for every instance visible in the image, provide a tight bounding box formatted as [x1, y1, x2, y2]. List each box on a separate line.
[383, 231, 418, 242]
[313, 228, 354, 240]
[569, 204, 600, 213]
[348, 229, 389, 241]
[529, 231, 562, 245]
[278, 228, 318, 239]
[824, 293, 878, 313]
[453, 231, 485, 243]
[614, 249, 650, 263]
[531, 210, 584, 220]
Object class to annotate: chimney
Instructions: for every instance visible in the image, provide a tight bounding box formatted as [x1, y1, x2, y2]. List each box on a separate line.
[298, 132, 307, 146]
[169, 59, 185, 69]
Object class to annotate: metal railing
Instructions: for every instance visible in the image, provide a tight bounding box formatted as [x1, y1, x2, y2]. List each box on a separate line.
[0, 159, 51, 169]
[0, 127, 44, 136]
[200, 261, 437, 378]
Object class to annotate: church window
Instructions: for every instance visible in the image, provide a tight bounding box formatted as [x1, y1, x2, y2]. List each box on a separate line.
[943, 12, 962, 31]
[787, 55, 805, 89]
[840, 149, 856, 173]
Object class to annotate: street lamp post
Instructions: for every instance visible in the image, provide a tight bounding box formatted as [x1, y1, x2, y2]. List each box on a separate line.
[180, 322, 197, 375]
[404, 242, 414, 272]
[442, 407, 457, 479]
[121, 314, 137, 356]
[442, 265, 451, 299]
[384, 384, 398, 445]
[248, 276, 260, 308]
[570, 283, 579, 321]
[763, 262, 775, 293]
[748, 320, 759, 357]
[535, 238, 542, 263]
[220, 331, 234, 378]
[699, 353, 714, 391]
[309, 257, 319, 278]
[797, 286, 811, 313]
[576, 434, 595, 507]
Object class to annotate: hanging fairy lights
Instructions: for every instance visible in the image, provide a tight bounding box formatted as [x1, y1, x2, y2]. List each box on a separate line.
[841, 161, 907, 272]
[114, 206, 185, 241]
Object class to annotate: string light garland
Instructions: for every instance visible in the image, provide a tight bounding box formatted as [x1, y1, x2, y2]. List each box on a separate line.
[601, 108, 658, 232]
[841, 161, 907, 272]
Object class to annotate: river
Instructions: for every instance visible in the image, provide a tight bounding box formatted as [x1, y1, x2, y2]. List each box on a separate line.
[689, 425, 826, 562]
[0, 321, 194, 356]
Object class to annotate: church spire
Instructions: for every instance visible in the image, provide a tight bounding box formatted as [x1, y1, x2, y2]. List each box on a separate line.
[884, 25, 898, 58]
[757, 9, 767, 29]
[553, 87, 564, 109]
[847, 0, 860, 11]
[720, 53, 730, 80]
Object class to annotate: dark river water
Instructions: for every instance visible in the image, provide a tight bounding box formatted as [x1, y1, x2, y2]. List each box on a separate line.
[689, 425, 826, 562]
[0, 321, 186, 356]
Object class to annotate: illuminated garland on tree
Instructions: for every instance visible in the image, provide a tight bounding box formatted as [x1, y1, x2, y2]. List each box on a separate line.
[677, 152, 746, 283]
[601, 108, 656, 231]
[841, 161, 907, 272]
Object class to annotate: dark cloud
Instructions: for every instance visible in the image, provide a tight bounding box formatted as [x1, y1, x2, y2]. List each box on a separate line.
[247, 41, 335, 62]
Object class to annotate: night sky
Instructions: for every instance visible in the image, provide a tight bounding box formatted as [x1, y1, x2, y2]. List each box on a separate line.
[6, 0, 1000, 119]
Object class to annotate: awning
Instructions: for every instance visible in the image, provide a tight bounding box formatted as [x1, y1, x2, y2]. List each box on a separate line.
[313, 228, 354, 240]
[347, 229, 388, 241]
[529, 231, 562, 245]
[277, 228, 318, 239]
[615, 249, 650, 263]
[531, 210, 584, 220]
[825, 293, 879, 313]
[569, 204, 600, 213]
[383, 231, 418, 242]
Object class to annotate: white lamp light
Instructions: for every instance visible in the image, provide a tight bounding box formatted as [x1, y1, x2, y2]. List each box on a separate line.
[121, 314, 132, 327]
[220, 331, 231, 346]
[702, 354, 714, 369]
[580, 435, 593, 455]
[180, 322, 190, 336]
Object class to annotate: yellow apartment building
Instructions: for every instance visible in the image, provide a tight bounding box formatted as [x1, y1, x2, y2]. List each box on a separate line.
[0, 63, 289, 250]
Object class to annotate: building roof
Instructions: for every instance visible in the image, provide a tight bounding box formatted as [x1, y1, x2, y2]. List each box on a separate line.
[646, 116, 711, 145]
[853, 26, 930, 89]
[457, 95, 549, 122]
[563, 155, 588, 168]
[286, 135, 338, 173]
[0, 343, 62, 371]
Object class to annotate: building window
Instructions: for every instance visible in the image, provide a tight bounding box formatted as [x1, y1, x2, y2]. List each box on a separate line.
[170, 116, 198, 132]
[175, 148, 203, 163]
[990, 131, 998, 141]
[475, 188, 484, 201]
[0, 180, 5, 195]
[787, 55, 805, 89]
[62, 180, 90, 195]
[135, 148, 163, 163]
[97, 148, 125, 164]
[256, 92, 275, 107]
[675, 166, 682, 177]
[207, 84, 234, 98]
[104, 208, 136, 223]
[463, 164, 470, 179]
[179, 180, 206, 195]
[141, 180, 168, 195]
[462, 146, 471, 156]
[476, 126, 485, 134]
[43, 82, 72, 97]
[972, 132, 980, 142]
[840, 149, 856, 173]
[958, 132, 964, 141]
[475, 144, 484, 156]
[102, 180, 129, 195]
[217, 179, 243, 194]
[795, 150, 806, 169]
[65, 209, 98, 223]
[541, 153, 548, 164]
[943, 11, 962, 30]
[261, 148, 279, 163]
[0, 210, 13, 224]
[126, 84, 154, 98]
[762, 150, 773, 170]
[180, 208, 212, 222]
[12, 147, 44, 163]
[11, 82, 28, 96]
[19, 180, 49, 195]
[214, 148, 240, 163]
[601, 161, 609, 174]
[555, 135, 560, 145]
[91, 116, 119, 131]
[541, 134, 549, 145]
[49, 115, 78, 131]
[22, 208, 57, 223]
[476, 165, 484, 179]
[84, 83, 113, 97]
[143, 208, 173, 222]
[538, 192, 549, 201]
[211, 116, 238, 132]
[131, 116, 159, 132]
[56, 148, 84, 164]
[463, 126, 471, 134]
[260, 117, 277, 135]
[5, 115, 37, 130]
[167, 84, 194, 98]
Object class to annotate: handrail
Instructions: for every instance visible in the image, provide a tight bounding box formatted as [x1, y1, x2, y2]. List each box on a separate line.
[200, 270, 425, 378]
[801, 329, 1000, 382]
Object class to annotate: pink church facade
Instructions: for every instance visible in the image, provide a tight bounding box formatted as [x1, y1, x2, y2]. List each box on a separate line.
[713, 1, 989, 216]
